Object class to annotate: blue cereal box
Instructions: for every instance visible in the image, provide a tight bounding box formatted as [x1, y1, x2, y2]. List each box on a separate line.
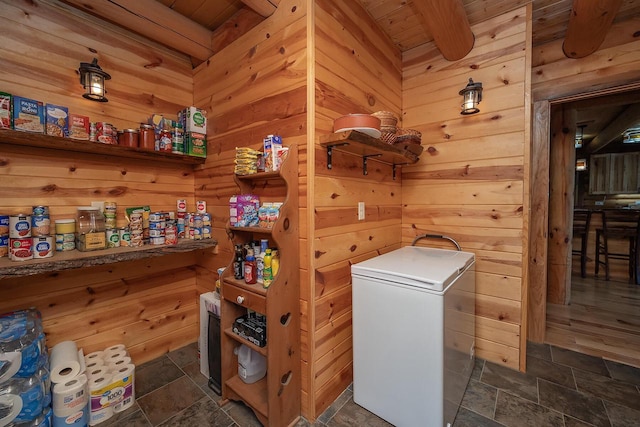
[12, 96, 45, 133]
[45, 104, 69, 138]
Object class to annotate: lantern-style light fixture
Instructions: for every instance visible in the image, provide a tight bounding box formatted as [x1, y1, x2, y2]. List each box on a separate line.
[459, 78, 483, 115]
[575, 124, 586, 148]
[79, 58, 111, 102]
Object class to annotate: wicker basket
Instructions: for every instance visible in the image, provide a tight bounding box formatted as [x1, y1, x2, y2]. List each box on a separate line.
[395, 128, 422, 145]
[380, 131, 397, 145]
[371, 111, 398, 129]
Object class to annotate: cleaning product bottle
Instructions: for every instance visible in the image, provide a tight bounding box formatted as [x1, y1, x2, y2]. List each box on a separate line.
[263, 249, 273, 288]
[271, 248, 279, 277]
[256, 239, 268, 284]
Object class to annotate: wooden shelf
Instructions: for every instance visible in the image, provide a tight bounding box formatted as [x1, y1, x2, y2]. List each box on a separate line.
[226, 376, 268, 420]
[224, 327, 267, 356]
[0, 128, 206, 166]
[319, 130, 421, 178]
[0, 239, 217, 279]
[223, 277, 268, 297]
[228, 226, 273, 235]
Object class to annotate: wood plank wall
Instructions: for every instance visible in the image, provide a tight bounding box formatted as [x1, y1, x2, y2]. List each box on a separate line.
[401, 7, 530, 370]
[0, 0, 200, 364]
[311, 0, 403, 418]
[192, 0, 310, 414]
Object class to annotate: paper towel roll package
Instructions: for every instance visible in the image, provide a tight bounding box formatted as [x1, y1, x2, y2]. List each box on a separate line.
[50, 342, 86, 384]
[103, 351, 127, 364]
[52, 374, 88, 415]
[84, 351, 104, 364]
[86, 367, 109, 380]
[0, 373, 45, 424]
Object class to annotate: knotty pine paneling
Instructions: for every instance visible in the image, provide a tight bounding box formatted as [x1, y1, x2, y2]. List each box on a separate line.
[402, 7, 529, 371]
[0, 0, 201, 365]
[311, 0, 402, 418]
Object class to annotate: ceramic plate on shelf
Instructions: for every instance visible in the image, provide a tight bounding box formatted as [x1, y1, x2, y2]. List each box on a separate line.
[334, 127, 382, 139]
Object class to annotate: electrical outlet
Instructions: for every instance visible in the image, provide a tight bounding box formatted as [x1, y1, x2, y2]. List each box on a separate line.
[358, 202, 365, 220]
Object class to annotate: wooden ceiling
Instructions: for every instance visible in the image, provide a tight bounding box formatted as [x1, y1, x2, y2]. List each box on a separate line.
[61, 0, 640, 60]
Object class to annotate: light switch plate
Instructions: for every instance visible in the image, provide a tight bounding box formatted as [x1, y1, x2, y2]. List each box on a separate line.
[358, 202, 365, 220]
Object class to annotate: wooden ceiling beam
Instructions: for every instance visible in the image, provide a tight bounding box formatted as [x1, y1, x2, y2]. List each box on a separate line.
[61, 0, 214, 61]
[562, 0, 623, 59]
[413, 0, 474, 61]
[585, 103, 640, 154]
[240, 0, 279, 18]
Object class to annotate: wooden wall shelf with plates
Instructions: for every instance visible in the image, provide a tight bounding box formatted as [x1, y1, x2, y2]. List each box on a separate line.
[0, 128, 206, 166]
[319, 130, 422, 179]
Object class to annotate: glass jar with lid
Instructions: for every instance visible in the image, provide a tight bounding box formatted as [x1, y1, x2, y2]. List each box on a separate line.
[76, 206, 106, 251]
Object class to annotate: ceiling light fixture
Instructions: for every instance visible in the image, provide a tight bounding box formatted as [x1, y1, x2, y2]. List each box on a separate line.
[459, 78, 483, 115]
[79, 58, 111, 102]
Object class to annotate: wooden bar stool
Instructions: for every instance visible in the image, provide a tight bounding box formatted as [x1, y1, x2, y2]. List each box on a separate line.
[594, 210, 640, 282]
[572, 209, 591, 278]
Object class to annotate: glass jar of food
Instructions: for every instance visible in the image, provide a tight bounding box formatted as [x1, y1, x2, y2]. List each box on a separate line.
[139, 124, 155, 150]
[119, 129, 139, 147]
[76, 206, 106, 251]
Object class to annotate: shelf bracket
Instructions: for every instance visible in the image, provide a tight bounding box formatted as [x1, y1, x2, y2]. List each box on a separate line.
[362, 154, 382, 175]
[392, 163, 409, 180]
[326, 143, 349, 170]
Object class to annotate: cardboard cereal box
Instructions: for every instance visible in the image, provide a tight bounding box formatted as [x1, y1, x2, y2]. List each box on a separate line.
[0, 92, 11, 129]
[12, 96, 45, 133]
[45, 104, 69, 138]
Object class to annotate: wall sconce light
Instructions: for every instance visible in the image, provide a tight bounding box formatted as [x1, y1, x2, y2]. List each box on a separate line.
[459, 78, 483, 115]
[79, 58, 111, 102]
[575, 124, 586, 148]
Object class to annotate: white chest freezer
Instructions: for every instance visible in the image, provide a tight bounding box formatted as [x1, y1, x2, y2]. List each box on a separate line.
[351, 246, 476, 427]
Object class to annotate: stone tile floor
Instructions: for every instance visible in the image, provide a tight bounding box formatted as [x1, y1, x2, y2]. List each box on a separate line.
[101, 341, 640, 426]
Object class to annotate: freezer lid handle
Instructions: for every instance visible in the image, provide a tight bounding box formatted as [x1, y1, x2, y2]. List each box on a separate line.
[411, 234, 461, 251]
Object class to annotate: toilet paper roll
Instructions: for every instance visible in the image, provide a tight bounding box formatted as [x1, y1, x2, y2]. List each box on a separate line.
[0, 351, 21, 383]
[88, 375, 112, 393]
[84, 351, 104, 364]
[52, 374, 88, 415]
[0, 394, 23, 426]
[102, 345, 126, 358]
[85, 359, 104, 371]
[111, 364, 135, 414]
[89, 406, 114, 426]
[106, 357, 131, 373]
[102, 351, 127, 364]
[50, 341, 86, 384]
[86, 366, 109, 381]
[52, 402, 89, 427]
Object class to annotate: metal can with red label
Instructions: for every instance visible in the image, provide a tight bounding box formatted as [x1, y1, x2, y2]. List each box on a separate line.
[9, 238, 32, 261]
[9, 214, 31, 238]
[196, 201, 206, 214]
[32, 236, 53, 259]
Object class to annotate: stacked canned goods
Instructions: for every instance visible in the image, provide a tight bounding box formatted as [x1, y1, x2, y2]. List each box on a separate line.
[9, 213, 32, 261]
[128, 211, 144, 247]
[148, 212, 166, 245]
[0, 215, 8, 257]
[55, 219, 76, 252]
[104, 202, 120, 249]
[31, 206, 53, 259]
[176, 199, 187, 238]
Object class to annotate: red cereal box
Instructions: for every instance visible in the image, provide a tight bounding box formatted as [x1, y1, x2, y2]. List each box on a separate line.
[69, 114, 90, 140]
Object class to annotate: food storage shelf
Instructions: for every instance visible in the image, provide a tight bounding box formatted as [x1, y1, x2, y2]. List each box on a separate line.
[0, 239, 217, 279]
[0, 128, 205, 166]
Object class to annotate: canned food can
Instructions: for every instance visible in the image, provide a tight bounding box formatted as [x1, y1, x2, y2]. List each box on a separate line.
[148, 220, 165, 230]
[55, 219, 75, 234]
[0, 235, 8, 257]
[196, 201, 207, 214]
[32, 205, 49, 216]
[149, 212, 165, 222]
[201, 213, 212, 226]
[32, 236, 53, 259]
[193, 215, 203, 228]
[193, 227, 203, 240]
[9, 215, 31, 238]
[0, 215, 9, 236]
[150, 236, 165, 245]
[177, 222, 185, 238]
[104, 202, 117, 213]
[164, 233, 177, 245]
[202, 225, 212, 239]
[104, 214, 117, 229]
[9, 238, 32, 261]
[119, 228, 131, 247]
[106, 229, 120, 248]
[149, 229, 165, 238]
[31, 215, 51, 236]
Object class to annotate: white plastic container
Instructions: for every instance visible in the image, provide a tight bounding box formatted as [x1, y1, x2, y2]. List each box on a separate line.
[234, 344, 266, 384]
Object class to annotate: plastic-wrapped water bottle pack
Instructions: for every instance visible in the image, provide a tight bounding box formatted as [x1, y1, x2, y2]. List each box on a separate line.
[0, 308, 51, 427]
